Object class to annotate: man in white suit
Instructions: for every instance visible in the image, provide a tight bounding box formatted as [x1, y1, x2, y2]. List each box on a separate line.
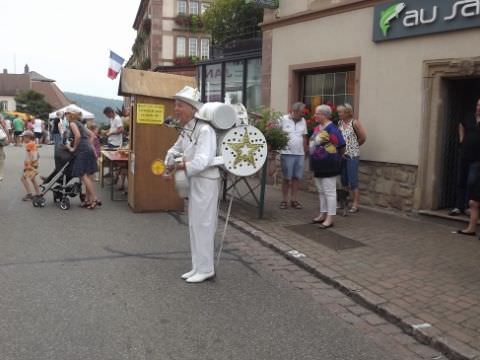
[165, 86, 219, 283]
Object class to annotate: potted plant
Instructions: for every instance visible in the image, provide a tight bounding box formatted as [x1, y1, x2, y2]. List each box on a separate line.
[249, 107, 288, 152]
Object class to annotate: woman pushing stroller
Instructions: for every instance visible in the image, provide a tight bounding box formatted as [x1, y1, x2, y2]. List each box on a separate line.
[64, 107, 101, 209]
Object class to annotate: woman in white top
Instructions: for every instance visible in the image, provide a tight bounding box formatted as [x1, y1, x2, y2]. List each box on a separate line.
[337, 104, 366, 213]
[33, 117, 44, 145]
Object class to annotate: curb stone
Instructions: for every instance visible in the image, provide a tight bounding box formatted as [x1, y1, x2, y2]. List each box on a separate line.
[220, 212, 480, 360]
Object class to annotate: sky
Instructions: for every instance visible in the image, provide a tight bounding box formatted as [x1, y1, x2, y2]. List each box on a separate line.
[0, 0, 139, 99]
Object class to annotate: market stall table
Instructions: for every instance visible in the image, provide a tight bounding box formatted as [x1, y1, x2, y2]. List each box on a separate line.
[101, 150, 129, 201]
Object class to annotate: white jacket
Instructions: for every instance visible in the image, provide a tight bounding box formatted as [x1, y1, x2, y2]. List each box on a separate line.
[166, 119, 220, 179]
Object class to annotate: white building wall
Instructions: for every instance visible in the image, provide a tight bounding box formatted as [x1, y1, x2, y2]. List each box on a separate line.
[0, 96, 16, 111]
[270, 7, 480, 166]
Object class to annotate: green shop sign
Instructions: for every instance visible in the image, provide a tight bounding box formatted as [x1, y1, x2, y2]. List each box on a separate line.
[373, 0, 480, 42]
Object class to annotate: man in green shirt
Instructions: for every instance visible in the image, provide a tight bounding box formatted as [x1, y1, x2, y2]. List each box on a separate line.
[12, 116, 25, 146]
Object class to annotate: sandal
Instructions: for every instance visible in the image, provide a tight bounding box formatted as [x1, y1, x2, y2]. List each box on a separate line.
[80, 201, 92, 208]
[87, 200, 102, 210]
[453, 230, 476, 236]
[279, 201, 288, 209]
[348, 207, 359, 213]
[22, 193, 33, 201]
[291, 201, 302, 209]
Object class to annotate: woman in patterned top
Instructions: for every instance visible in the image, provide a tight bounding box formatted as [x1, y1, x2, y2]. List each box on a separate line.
[337, 104, 366, 213]
[310, 105, 346, 229]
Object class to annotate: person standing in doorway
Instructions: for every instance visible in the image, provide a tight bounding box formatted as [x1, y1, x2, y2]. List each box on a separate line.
[450, 98, 480, 216]
[279, 102, 309, 210]
[454, 103, 480, 236]
[103, 107, 124, 149]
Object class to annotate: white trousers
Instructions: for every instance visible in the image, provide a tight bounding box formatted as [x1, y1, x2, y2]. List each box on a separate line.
[314, 176, 337, 216]
[187, 176, 220, 274]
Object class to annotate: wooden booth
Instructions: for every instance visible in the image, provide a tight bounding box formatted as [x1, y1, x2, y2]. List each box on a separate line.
[118, 69, 195, 212]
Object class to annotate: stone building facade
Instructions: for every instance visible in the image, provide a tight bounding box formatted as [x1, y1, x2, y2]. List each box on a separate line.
[260, 0, 480, 212]
[130, 0, 213, 71]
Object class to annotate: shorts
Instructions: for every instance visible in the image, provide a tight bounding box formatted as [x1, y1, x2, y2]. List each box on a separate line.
[23, 161, 39, 179]
[34, 132, 42, 139]
[281, 154, 304, 180]
[14, 131, 22, 137]
[341, 156, 359, 190]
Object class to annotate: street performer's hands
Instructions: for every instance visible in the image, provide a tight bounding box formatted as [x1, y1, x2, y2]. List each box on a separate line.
[162, 157, 185, 181]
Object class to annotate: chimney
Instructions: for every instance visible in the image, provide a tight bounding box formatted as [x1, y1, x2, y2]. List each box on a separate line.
[24, 64, 29, 73]
[2, 69, 7, 74]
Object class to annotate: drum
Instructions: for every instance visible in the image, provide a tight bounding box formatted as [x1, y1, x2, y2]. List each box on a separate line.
[218, 125, 268, 177]
[195, 102, 237, 130]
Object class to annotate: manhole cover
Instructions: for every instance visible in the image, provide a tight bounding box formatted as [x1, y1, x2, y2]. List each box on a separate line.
[285, 224, 366, 251]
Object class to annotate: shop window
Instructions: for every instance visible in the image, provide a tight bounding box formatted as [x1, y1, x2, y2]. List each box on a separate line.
[302, 69, 355, 112]
[189, 1, 199, 15]
[189, 38, 198, 57]
[177, 0, 187, 14]
[205, 63, 222, 102]
[246, 58, 261, 110]
[201, 38, 210, 60]
[225, 61, 244, 104]
[176, 37, 186, 57]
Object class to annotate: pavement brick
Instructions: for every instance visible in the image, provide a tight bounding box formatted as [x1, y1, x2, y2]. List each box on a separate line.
[221, 183, 480, 360]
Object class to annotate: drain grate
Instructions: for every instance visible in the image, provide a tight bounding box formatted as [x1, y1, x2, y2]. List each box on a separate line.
[285, 224, 366, 251]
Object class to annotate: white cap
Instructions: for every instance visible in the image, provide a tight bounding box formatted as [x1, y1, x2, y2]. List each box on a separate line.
[174, 86, 202, 110]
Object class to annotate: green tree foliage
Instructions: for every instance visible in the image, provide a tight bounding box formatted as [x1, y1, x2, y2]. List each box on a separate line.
[203, 0, 264, 45]
[14, 90, 53, 119]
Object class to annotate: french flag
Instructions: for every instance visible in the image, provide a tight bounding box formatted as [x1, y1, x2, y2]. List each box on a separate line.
[107, 51, 125, 80]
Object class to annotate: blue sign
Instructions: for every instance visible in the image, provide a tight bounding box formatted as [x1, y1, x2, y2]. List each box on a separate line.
[373, 0, 480, 42]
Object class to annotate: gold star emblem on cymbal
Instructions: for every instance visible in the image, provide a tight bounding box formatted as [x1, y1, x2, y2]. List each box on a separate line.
[227, 127, 262, 167]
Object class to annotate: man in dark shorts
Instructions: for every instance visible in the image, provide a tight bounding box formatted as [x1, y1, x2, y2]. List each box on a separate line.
[454, 98, 480, 237]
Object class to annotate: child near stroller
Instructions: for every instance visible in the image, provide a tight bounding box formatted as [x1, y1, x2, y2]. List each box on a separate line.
[33, 144, 85, 210]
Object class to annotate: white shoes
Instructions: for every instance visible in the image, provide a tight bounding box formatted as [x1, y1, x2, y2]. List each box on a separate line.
[181, 269, 196, 280]
[185, 271, 215, 283]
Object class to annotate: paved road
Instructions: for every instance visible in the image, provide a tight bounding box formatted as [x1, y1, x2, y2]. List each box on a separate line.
[1, 145, 406, 360]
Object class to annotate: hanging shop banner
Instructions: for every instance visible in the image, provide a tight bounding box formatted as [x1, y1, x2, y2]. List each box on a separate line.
[373, 0, 480, 42]
[136, 103, 165, 125]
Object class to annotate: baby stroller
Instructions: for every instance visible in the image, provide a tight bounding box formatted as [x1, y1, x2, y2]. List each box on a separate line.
[33, 144, 85, 210]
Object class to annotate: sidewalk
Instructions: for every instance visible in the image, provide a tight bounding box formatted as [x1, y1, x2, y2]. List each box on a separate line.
[222, 184, 480, 360]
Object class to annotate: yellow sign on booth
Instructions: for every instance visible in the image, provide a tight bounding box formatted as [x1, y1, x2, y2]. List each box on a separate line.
[136, 103, 165, 125]
[151, 159, 165, 176]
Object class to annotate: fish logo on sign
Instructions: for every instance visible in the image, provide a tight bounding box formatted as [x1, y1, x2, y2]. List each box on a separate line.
[380, 2, 407, 36]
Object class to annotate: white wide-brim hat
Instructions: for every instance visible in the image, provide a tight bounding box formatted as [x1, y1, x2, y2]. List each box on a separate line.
[174, 86, 202, 110]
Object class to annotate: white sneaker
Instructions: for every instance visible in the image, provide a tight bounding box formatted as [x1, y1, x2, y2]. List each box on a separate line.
[185, 272, 215, 283]
[181, 269, 196, 280]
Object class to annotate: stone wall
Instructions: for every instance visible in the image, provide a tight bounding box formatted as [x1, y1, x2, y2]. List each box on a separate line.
[265, 154, 418, 212]
[357, 161, 417, 211]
